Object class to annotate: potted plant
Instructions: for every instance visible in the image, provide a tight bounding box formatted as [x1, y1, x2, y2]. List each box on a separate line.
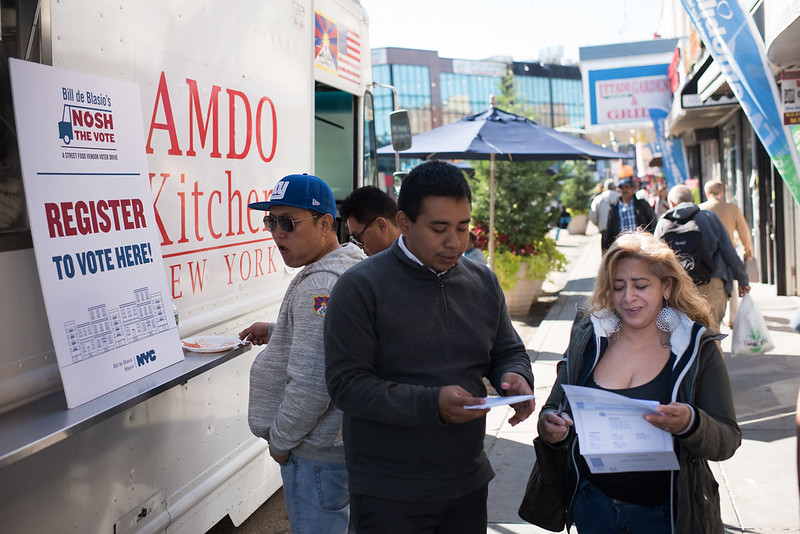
[470, 160, 567, 315]
[558, 161, 597, 235]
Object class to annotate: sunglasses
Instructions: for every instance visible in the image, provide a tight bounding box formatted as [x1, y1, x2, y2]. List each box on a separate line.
[349, 216, 378, 247]
[263, 214, 319, 233]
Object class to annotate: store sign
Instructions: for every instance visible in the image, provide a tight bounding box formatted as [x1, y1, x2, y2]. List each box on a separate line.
[452, 59, 506, 77]
[589, 66, 671, 125]
[668, 47, 681, 94]
[781, 71, 800, 125]
[9, 59, 183, 408]
[681, 0, 800, 206]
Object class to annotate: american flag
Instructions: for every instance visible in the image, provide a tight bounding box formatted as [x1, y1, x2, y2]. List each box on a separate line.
[314, 12, 361, 85]
[337, 26, 361, 85]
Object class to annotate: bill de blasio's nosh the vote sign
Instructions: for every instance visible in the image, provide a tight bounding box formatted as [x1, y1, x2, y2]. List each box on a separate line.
[9, 58, 183, 408]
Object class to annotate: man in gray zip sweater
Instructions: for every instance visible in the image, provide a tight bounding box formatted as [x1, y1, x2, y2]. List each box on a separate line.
[325, 161, 535, 533]
[241, 173, 365, 534]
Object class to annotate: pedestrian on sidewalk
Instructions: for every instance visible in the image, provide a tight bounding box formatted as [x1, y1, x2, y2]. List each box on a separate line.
[463, 231, 488, 265]
[537, 231, 741, 533]
[651, 184, 670, 218]
[340, 186, 401, 256]
[556, 204, 571, 241]
[325, 160, 535, 534]
[241, 173, 365, 534]
[589, 178, 619, 253]
[603, 177, 657, 252]
[699, 179, 754, 326]
[656, 184, 750, 332]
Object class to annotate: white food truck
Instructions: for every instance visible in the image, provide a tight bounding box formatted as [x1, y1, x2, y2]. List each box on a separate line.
[0, 0, 380, 531]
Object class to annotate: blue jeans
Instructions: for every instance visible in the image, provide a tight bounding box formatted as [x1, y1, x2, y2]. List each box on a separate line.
[572, 479, 671, 534]
[280, 453, 351, 534]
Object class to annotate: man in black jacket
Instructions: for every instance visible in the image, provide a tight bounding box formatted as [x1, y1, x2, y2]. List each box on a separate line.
[603, 177, 657, 251]
[324, 160, 535, 534]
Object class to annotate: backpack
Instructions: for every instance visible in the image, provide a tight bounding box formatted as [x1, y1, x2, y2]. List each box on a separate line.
[660, 213, 716, 285]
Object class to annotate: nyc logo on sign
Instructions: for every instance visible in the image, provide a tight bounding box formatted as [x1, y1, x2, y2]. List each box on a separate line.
[136, 349, 157, 367]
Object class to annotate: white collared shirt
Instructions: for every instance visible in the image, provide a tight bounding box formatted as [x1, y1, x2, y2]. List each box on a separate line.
[397, 236, 450, 276]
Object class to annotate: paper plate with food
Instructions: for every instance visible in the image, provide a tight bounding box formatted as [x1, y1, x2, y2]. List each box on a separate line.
[180, 335, 246, 353]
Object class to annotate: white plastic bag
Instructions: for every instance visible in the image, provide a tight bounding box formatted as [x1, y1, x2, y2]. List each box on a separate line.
[791, 303, 800, 333]
[731, 294, 775, 355]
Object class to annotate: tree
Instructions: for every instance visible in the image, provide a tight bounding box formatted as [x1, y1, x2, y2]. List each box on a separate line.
[471, 160, 561, 251]
[495, 71, 539, 122]
[467, 73, 567, 290]
[559, 161, 597, 214]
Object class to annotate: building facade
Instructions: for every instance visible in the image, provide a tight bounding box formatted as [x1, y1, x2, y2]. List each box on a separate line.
[370, 47, 584, 148]
[370, 2, 800, 297]
[659, 0, 800, 296]
[578, 38, 680, 161]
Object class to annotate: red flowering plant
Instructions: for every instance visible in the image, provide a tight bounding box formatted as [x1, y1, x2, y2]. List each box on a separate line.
[469, 160, 567, 291]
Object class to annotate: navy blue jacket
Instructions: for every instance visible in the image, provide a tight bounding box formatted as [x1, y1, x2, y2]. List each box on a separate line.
[655, 202, 748, 296]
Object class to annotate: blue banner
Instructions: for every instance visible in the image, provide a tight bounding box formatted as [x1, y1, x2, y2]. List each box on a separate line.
[680, 0, 800, 205]
[649, 108, 688, 189]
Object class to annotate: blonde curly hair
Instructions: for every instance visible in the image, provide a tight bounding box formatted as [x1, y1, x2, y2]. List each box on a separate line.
[587, 230, 713, 328]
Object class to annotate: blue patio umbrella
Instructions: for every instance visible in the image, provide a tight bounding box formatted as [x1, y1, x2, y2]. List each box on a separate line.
[378, 105, 621, 268]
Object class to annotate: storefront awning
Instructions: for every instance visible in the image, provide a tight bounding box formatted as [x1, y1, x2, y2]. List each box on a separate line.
[665, 53, 739, 136]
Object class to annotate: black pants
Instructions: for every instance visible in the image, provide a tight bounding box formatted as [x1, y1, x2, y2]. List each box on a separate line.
[349, 485, 488, 534]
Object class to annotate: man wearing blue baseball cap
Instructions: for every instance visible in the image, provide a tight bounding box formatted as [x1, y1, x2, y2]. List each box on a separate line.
[241, 173, 365, 533]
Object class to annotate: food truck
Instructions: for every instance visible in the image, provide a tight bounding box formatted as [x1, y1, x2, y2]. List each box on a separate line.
[0, 0, 378, 531]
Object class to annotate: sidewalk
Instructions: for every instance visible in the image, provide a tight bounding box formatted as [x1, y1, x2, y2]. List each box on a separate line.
[486, 227, 800, 533]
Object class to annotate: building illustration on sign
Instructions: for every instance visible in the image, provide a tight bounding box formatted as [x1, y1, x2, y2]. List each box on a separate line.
[64, 287, 171, 363]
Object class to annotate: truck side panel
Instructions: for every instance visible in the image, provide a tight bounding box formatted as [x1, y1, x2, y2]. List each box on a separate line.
[47, 0, 314, 333]
[0, 355, 281, 533]
[0, 0, 372, 531]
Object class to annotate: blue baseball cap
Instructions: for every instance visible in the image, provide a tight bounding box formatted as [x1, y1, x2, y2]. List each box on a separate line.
[618, 178, 634, 187]
[248, 173, 337, 217]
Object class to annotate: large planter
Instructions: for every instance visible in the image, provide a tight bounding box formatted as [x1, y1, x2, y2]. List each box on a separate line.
[567, 213, 588, 235]
[503, 262, 545, 316]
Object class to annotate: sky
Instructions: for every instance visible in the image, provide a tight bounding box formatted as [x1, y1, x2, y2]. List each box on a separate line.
[358, 0, 665, 64]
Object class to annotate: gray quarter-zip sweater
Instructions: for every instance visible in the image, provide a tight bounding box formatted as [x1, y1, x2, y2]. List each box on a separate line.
[248, 243, 365, 462]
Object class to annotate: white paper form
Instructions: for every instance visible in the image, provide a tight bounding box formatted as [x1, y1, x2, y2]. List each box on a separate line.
[562, 385, 679, 473]
[463, 394, 535, 410]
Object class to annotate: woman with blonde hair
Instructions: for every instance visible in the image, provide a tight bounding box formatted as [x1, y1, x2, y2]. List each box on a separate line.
[537, 230, 740, 533]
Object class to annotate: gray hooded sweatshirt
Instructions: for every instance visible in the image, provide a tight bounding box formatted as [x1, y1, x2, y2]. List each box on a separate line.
[248, 243, 365, 462]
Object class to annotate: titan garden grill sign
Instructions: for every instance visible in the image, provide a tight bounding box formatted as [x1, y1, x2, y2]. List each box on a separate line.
[9, 59, 183, 409]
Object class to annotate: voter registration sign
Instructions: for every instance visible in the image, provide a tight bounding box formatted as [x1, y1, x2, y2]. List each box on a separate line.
[9, 59, 183, 408]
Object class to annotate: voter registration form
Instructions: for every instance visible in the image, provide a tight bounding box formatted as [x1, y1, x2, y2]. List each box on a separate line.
[562, 384, 679, 473]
